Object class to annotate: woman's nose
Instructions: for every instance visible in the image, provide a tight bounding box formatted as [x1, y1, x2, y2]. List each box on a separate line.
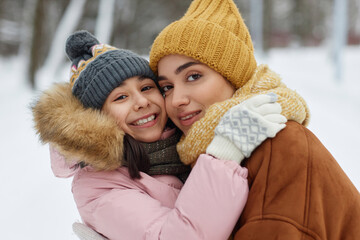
[171, 86, 190, 108]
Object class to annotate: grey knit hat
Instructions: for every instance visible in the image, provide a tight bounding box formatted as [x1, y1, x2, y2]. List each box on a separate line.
[66, 30, 156, 109]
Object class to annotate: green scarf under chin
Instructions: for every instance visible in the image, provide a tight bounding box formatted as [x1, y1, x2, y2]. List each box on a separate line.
[142, 130, 191, 182]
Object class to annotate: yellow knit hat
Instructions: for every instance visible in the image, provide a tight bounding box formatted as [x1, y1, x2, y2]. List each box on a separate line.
[149, 0, 257, 89]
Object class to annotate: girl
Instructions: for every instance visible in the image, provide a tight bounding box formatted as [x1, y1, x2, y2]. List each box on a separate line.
[32, 30, 286, 240]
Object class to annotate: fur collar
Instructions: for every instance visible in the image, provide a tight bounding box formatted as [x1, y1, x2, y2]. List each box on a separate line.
[32, 83, 124, 170]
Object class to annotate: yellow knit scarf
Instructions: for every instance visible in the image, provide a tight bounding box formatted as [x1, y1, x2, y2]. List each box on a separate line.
[177, 64, 310, 166]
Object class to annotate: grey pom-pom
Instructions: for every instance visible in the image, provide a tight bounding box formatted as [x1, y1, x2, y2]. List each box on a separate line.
[65, 30, 99, 62]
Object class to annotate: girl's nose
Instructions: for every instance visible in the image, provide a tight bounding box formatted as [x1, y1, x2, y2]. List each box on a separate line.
[133, 94, 150, 110]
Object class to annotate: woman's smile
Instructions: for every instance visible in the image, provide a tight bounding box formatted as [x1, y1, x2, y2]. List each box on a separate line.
[158, 54, 235, 135]
[178, 110, 202, 126]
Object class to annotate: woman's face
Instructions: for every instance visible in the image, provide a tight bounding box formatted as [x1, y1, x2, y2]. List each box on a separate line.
[102, 76, 167, 143]
[157, 54, 235, 135]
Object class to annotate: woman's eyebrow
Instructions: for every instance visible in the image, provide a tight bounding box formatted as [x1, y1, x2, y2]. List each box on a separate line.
[157, 76, 167, 81]
[158, 61, 201, 82]
[175, 61, 200, 74]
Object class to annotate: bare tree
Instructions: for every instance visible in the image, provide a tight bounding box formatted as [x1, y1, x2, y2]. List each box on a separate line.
[95, 0, 116, 43]
[28, 0, 44, 89]
[332, 0, 349, 81]
[250, 0, 264, 55]
[17, 0, 37, 88]
[36, 0, 87, 90]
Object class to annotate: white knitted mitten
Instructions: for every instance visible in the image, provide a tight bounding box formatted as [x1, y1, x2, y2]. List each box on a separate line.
[206, 93, 287, 164]
[72, 222, 108, 240]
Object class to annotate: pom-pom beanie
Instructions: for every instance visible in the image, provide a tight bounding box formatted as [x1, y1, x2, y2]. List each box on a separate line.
[66, 30, 156, 109]
[149, 0, 257, 89]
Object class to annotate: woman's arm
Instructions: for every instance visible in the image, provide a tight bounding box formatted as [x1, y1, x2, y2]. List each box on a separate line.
[206, 93, 287, 164]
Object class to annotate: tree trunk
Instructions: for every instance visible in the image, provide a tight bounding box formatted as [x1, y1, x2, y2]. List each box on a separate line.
[36, 0, 86, 90]
[95, 0, 116, 43]
[263, 0, 272, 51]
[332, 0, 348, 81]
[28, 0, 44, 89]
[250, 0, 264, 55]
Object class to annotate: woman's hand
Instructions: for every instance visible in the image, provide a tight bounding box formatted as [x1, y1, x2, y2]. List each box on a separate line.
[206, 93, 287, 163]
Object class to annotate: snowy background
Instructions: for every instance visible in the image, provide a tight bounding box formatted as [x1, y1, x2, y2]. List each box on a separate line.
[1, 46, 359, 239]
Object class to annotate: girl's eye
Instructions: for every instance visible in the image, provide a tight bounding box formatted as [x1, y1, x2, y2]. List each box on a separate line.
[114, 95, 127, 101]
[141, 86, 153, 92]
[187, 74, 201, 81]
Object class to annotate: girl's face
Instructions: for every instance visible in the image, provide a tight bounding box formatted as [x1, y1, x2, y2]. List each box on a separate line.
[157, 54, 235, 135]
[102, 76, 167, 143]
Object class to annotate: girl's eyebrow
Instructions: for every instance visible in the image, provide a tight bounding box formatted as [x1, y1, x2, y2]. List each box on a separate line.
[137, 75, 147, 81]
[115, 75, 147, 88]
[158, 61, 201, 81]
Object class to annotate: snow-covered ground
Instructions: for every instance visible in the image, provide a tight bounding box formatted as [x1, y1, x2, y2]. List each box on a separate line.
[1, 46, 359, 239]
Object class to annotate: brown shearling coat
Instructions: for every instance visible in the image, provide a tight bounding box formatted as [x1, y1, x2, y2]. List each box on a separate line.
[234, 121, 360, 240]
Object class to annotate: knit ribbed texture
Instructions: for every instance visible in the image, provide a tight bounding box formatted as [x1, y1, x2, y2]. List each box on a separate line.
[72, 49, 156, 109]
[177, 65, 310, 166]
[142, 131, 191, 182]
[150, 0, 257, 89]
[206, 135, 244, 164]
[66, 31, 156, 110]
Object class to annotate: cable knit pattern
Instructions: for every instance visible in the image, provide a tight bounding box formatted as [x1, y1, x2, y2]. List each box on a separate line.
[177, 65, 310, 166]
[150, 0, 257, 89]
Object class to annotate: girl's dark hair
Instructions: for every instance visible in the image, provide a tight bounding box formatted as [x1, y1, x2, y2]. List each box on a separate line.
[123, 134, 150, 179]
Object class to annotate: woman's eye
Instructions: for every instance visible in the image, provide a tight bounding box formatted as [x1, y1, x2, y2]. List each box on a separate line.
[161, 85, 173, 92]
[114, 95, 127, 101]
[187, 74, 201, 81]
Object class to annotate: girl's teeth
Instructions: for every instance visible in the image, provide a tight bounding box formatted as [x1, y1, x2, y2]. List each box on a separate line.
[134, 115, 155, 126]
[181, 112, 198, 120]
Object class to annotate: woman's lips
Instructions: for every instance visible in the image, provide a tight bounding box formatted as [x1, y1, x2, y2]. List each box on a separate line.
[178, 111, 201, 126]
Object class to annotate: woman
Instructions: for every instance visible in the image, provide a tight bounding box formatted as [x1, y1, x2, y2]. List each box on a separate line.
[32, 30, 286, 239]
[149, 0, 360, 239]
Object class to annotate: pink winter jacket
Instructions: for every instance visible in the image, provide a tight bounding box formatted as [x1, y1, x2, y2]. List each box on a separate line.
[34, 83, 249, 239]
[52, 150, 248, 240]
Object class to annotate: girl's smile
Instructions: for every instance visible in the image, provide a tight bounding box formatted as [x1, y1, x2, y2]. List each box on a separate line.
[102, 76, 167, 142]
[130, 113, 158, 127]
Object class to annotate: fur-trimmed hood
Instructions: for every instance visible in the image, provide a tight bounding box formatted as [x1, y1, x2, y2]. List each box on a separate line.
[32, 83, 124, 171]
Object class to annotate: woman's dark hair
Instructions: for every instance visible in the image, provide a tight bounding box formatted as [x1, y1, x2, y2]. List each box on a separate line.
[123, 134, 150, 179]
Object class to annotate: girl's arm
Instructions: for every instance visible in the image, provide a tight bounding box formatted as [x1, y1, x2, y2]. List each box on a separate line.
[73, 156, 248, 240]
